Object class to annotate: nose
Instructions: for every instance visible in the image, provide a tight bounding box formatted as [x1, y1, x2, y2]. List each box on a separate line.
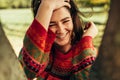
[56, 23, 65, 34]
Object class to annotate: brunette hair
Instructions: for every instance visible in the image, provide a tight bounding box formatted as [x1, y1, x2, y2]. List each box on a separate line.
[31, 0, 84, 44]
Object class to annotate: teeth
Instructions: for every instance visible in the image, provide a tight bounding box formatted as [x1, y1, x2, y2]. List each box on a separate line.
[57, 35, 66, 39]
[57, 34, 67, 39]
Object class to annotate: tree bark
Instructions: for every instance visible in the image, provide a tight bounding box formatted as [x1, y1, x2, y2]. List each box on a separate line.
[90, 0, 120, 80]
[0, 22, 27, 80]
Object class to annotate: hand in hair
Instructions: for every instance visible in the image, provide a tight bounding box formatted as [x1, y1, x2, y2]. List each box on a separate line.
[40, 0, 71, 11]
[83, 22, 98, 38]
[35, 0, 71, 30]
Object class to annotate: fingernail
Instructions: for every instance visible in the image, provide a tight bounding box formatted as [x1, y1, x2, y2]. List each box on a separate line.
[84, 22, 91, 30]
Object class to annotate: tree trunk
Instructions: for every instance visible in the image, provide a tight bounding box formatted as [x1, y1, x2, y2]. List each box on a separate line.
[0, 22, 27, 80]
[90, 0, 120, 80]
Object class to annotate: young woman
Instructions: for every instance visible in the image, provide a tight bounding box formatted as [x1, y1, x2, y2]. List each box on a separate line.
[19, 0, 98, 80]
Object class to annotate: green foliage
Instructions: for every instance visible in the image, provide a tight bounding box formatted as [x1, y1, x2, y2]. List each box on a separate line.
[75, 0, 110, 7]
[0, 0, 9, 9]
[11, 0, 31, 8]
[0, 0, 110, 9]
[0, 0, 31, 9]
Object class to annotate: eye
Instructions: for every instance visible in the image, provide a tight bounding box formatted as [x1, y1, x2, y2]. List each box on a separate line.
[49, 23, 56, 27]
[63, 20, 70, 24]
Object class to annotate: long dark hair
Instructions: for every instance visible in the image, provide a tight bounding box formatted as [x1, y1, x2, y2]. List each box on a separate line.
[31, 0, 84, 44]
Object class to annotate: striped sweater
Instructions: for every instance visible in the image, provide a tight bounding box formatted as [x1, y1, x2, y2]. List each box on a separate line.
[18, 19, 97, 80]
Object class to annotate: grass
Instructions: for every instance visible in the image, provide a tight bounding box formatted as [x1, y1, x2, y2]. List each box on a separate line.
[0, 8, 108, 56]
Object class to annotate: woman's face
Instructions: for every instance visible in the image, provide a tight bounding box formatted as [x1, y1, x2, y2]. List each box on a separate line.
[49, 7, 73, 47]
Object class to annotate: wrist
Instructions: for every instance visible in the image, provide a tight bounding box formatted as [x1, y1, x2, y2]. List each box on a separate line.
[35, 2, 54, 30]
[40, 2, 55, 11]
[82, 36, 93, 39]
[82, 34, 93, 38]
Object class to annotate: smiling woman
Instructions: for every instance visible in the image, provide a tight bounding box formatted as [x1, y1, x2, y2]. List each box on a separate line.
[49, 7, 73, 52]
[18, 0, 98, 80]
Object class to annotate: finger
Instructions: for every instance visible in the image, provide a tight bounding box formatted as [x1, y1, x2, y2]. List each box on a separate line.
[64, 0, 70, 3]
[64, 2, 71, 8]
[38, 0, 41, 3]
[84, 22, 91, 30]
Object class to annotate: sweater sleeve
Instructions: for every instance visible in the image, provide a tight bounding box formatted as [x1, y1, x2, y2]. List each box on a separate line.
[71, 36, 97, 80]
[18, 19, 55, 79]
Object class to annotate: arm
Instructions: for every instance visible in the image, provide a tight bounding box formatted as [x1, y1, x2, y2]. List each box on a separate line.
[71, 22, 98, 79]
[35, 0, 70, 31]
[18, 19, 56, 79]
[83, 21, 98, 38]
[72, 36, 97, 80]
[19, 0, 70, 79]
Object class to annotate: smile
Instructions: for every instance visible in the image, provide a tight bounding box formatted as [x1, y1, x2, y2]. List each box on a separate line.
[56, 32, 69, 40]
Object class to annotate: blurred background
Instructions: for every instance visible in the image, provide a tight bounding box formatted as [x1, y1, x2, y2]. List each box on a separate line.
[0, 0, 110, 56]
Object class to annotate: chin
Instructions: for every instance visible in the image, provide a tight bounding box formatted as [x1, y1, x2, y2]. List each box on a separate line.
[55, 40, 70, 47]
[55, 33, 72, 47]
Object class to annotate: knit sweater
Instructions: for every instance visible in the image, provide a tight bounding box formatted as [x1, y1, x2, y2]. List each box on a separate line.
[18, 19, 97, 80]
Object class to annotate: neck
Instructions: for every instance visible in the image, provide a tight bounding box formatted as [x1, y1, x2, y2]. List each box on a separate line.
[56, 44, 72, 53]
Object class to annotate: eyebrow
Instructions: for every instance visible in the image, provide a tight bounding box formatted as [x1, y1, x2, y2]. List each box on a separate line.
[50, 17, 70, 23]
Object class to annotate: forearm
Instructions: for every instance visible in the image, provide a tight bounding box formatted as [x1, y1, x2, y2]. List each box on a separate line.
[34, 0, 71, 31]
[71, 36, 97, 79]
[72, 67, 91, 80]
[35, 3, 54, 31]
[18, 19, 55, 79]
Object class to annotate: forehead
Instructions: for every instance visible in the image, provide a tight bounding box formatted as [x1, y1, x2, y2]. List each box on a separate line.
[51, 7, 71, 21]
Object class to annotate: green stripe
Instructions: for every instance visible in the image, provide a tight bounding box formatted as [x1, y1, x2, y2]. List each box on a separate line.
[37, 77, 45, 80]
[24, 35, 49, 63]
[70, 72, 83, 80]
[24, 67, 36, 79]
[72, 48, 96, 64]
[81, 68, 90, 80]
[71, 68, 90, 80]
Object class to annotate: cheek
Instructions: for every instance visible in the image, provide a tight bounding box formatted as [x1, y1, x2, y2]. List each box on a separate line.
[67, 21, 73, 30]
[69, 26, 73, 31]
[67, 24, 73, 31]
[66, 27, 73, 32]
[65, 27, 73, 36]
[49, 27, 56, 33]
